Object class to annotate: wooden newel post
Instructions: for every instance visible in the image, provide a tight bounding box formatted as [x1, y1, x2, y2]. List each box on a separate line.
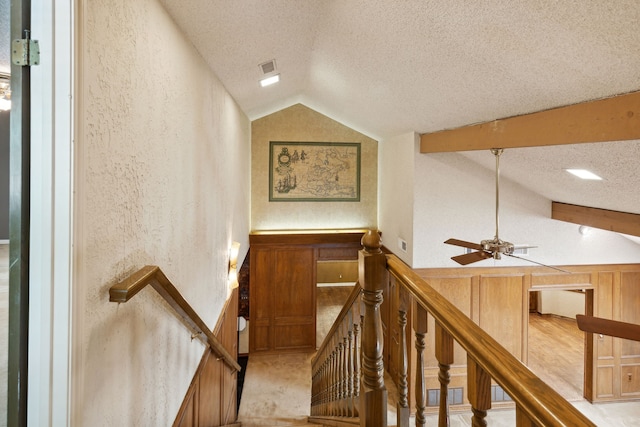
[359, 230, 388, 427]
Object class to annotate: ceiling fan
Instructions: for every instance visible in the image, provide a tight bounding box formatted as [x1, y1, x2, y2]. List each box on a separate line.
[444, 148, 567, 272]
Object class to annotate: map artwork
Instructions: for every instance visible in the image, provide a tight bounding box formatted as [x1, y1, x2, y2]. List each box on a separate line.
[269, 142, 361, 202]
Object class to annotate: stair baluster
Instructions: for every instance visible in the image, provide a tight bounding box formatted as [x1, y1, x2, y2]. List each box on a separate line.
[436, 322, 454, 427]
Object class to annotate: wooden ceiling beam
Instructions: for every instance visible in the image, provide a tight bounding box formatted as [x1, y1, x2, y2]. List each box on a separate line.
[551, 202, 640, 237]
[420, 91, 640, 153]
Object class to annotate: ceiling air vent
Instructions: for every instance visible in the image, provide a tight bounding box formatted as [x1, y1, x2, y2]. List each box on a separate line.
[259, 59, 277, 75]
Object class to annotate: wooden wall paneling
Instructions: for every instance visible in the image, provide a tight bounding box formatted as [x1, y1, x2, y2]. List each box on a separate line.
[175, 388, 197, 427]
[530, 272, 592, 288]
[595, 272, 615, 400]
[426, 277, 473, 367]
[273, 248, 316, 350]
[478, 275, 525, 359]
[619, 271, 640, 397]
[411, 263, 640, 407]
[422, 276, 473, 410]
[250, 248, 273, 352]
[198, 350, 223, 426]
[584, 288, 595, 401]
[220, 290, 238, 424]
[317, 243, 361, 260]
[249, 231, 364, 354]
[173, 288, 239, 427]
[521, 274, 531, 365]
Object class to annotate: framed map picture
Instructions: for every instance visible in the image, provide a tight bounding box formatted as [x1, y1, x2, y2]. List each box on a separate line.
[269, 141, 361, 202]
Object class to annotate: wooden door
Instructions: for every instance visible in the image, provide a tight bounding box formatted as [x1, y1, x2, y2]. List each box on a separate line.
[273, 248, 316, 351]
[250, 247, 316, 353]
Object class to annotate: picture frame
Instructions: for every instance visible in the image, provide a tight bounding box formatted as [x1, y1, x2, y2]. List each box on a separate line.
[269, 141, 361, 202]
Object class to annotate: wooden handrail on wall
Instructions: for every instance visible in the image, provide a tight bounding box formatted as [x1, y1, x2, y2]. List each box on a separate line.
[109, 265, 241, 372]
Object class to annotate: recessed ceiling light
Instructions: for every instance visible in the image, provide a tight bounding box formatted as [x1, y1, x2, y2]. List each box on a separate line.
[260, 74, 280, 87]
[565, 169, 603, 180]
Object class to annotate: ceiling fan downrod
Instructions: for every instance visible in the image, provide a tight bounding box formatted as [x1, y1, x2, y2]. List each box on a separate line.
[491, 148, 503, 242]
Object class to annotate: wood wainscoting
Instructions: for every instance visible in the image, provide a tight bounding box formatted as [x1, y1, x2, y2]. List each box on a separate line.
[173, 289, 239, 427]
[381, 263, 640, 411]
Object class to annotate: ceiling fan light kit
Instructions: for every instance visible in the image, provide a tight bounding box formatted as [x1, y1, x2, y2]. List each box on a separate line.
[445, 148, 567, 273]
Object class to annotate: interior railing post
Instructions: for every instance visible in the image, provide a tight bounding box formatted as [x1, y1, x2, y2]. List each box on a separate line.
[397, 286, 410, 427]
[435, 322, 454, 427]
[414, 301, 428, 427]
[358, 230, 388, 427]
[467, 355, 491, 427]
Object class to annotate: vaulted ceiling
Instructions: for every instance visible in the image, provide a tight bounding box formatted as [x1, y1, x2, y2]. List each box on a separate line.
[161, 2, 640, 219]
[2, 3, 637, 217]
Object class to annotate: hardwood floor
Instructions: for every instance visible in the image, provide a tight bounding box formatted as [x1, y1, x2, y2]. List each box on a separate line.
[528, 313, 584, 401]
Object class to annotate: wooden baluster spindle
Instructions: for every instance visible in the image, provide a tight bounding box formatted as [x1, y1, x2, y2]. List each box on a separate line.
[435, 322, 454, 427]
[347, 328, 354, 417]
[353, 321, 361, 417]
[467, 355, 491, 427]
[339, 340, 345, 416]
[414, 302, 428, 427]
[397, 287, 410, 427]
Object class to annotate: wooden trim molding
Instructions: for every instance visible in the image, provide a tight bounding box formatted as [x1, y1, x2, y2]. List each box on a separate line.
[420, 90, 640, 153]
[551, 201, 640, 237]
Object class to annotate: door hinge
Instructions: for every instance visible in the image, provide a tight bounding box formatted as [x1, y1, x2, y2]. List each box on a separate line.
[12, 36, 40, 67]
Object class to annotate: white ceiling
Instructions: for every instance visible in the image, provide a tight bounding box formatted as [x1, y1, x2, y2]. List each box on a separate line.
[5, 0, 640, 217]
[160, 0, 640, 214]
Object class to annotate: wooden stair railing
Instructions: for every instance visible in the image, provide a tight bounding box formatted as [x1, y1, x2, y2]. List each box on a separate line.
[109, 265, 241, 372]
[385, 248, 596, 427]
[311, 281, 362, 421]
[311, 230, 596, 427]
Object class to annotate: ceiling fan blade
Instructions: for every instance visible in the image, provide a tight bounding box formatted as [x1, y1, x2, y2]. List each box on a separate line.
[444, 238, 484, 251]
[576, 315, 640, 342]
[451, 251, 493, 265]
[504, 253, 570, 273]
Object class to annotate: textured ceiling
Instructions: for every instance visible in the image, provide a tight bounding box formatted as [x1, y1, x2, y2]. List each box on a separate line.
[7, 0, 640, 217]
[159, 0, 640, 137]
[159, 0, 640, 215]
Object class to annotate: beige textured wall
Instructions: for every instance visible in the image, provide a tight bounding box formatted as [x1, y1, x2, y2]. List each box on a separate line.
[74, 0, 250, 424]
[251, 104, 378, 230]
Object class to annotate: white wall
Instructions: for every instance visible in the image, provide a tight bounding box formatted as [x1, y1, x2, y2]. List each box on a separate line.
[380, 145, 640, 268]
[378, 132, 416, 266]
[73, 0, 250, 425]
[538, 290, 585, 318]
